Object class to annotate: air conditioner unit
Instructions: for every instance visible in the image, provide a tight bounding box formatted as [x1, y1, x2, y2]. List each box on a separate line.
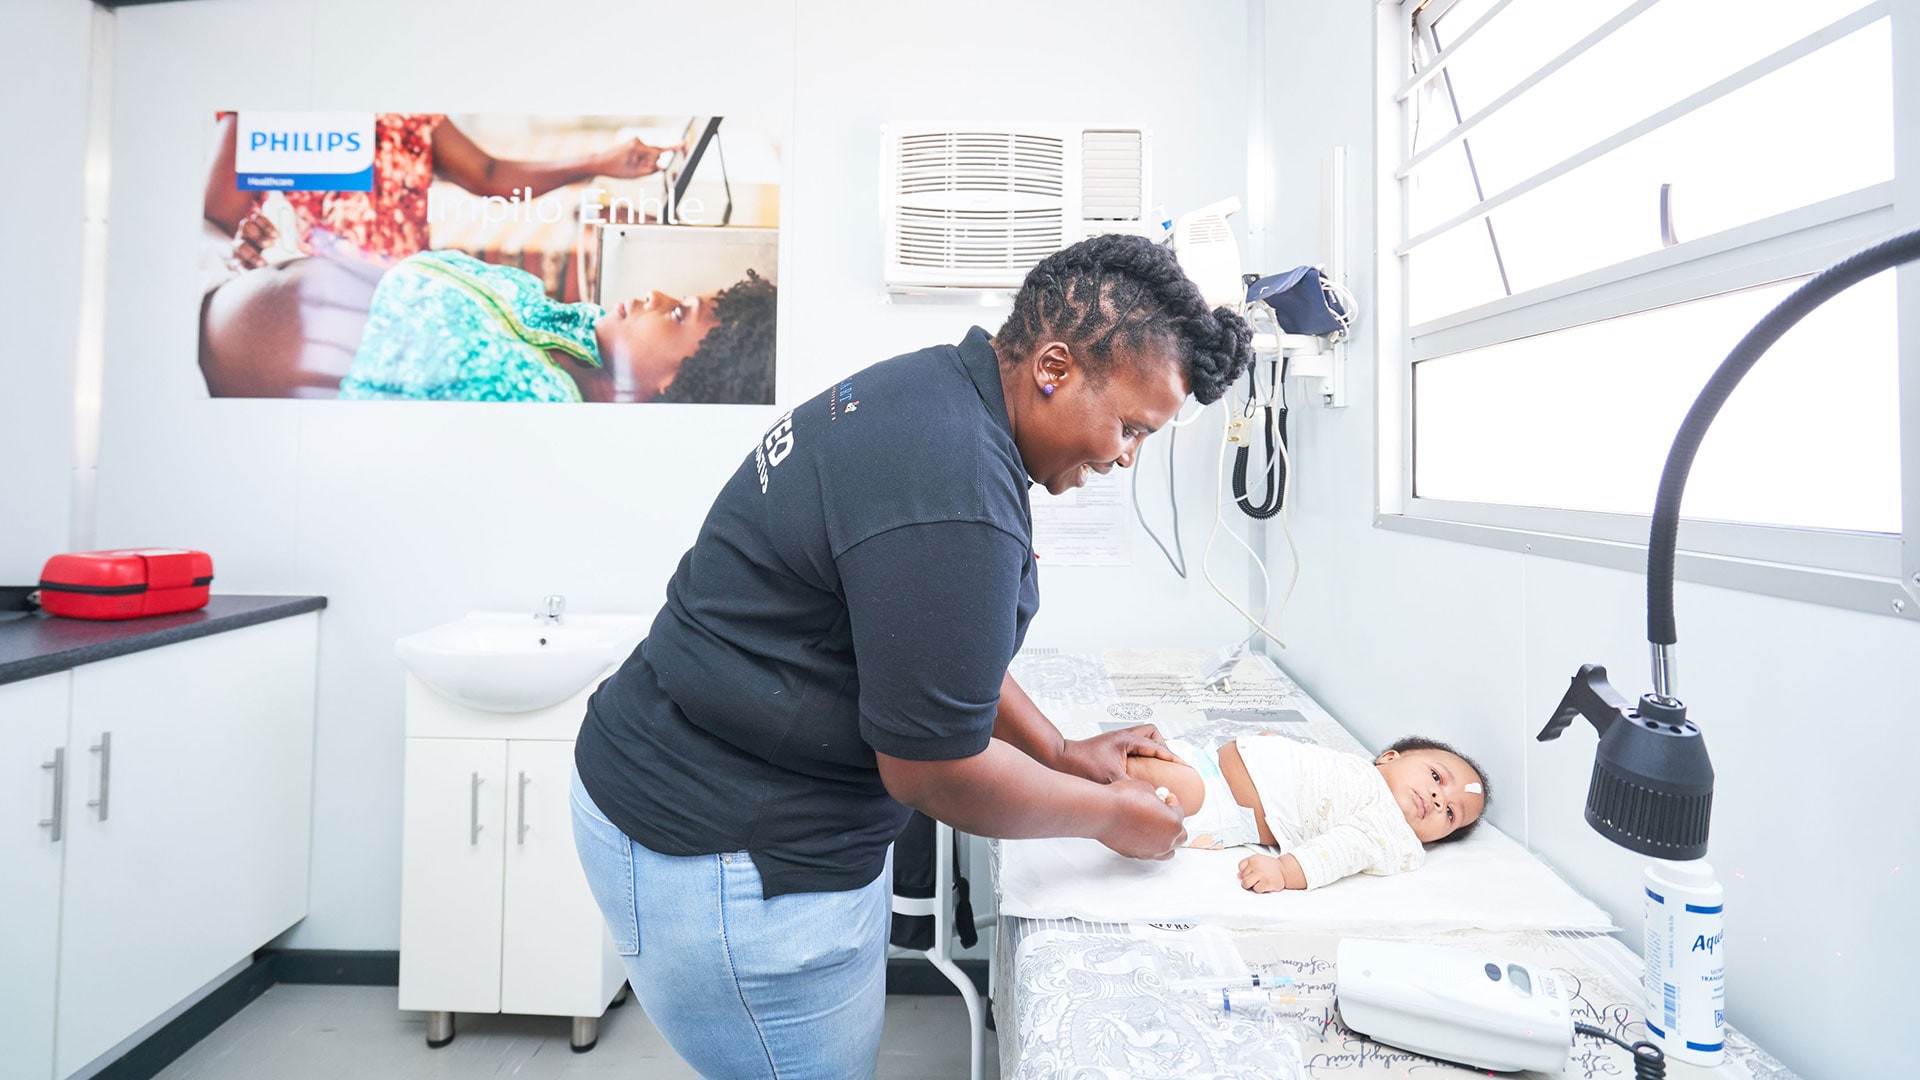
[880, 125, 1152, 295]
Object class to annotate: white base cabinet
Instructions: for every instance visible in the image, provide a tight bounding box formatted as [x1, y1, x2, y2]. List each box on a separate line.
[398, 737, 507, 1014]
[0, 673, 72, 1079]
[0, 612, 319, 1079]
[398, 673, 625, 1048]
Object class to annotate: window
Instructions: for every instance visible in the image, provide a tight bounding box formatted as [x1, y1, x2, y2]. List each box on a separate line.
[1379, 0, 1917, 615]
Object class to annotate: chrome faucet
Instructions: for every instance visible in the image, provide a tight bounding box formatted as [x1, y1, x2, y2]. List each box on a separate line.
[537, 594, 566, 625]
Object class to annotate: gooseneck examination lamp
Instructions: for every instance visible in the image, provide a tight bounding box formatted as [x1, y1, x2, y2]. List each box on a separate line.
[1536, 223, 1920, 858]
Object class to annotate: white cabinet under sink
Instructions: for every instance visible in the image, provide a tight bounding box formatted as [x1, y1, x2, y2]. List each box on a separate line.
[397, 638, 632, 1050]
[500, 739, 614, 1017]
[399, 737, 507, 1014]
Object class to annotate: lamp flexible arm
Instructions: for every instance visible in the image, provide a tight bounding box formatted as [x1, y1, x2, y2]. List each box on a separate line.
[1648, 225, 1920, 649]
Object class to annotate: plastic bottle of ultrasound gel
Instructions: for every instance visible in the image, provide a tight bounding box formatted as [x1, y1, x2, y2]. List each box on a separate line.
[1643, 860, 1725, 1067]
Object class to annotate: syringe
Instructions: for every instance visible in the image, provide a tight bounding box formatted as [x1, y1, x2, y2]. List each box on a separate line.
[1166, 974, 1332, 1013]
[1166, 974, 1295, 991]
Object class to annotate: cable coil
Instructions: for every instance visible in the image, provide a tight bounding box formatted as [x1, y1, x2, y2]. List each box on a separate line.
[1573, 1022, 1665, 1079]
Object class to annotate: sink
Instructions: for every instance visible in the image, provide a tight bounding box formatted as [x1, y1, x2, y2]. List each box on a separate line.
[396, 612, 649, 714]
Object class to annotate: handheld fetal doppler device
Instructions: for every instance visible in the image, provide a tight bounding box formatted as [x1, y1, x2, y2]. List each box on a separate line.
[1334, 938, 1574, 1073]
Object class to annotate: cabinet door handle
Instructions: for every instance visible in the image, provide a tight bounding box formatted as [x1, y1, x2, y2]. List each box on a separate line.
[469, 771, 483, 846]
[40, 747, 66, 842]
[516, 771, 531, 846]
[87, 732, 111, 821]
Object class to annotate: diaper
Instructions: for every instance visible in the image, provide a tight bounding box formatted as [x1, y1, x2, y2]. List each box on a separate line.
[1231, 733, 1305, 851]
[1164, 737, 1263, 849]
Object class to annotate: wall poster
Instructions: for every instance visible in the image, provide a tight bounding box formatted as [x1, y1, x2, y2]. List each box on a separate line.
[198, 112, 781, 403]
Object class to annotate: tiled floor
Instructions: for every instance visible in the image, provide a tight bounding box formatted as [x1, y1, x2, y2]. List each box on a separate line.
[153, 984, 998, 1079]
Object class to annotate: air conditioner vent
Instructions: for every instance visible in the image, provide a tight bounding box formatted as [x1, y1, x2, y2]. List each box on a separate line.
[882, 124, 1151, 292]
[896, 132, 1066, 198]
[894, 207, 1065, 270]
[1080, 129, 1144, 220]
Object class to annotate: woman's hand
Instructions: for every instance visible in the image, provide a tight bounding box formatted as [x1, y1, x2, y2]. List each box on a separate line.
[1054, 724, 1178, 784]
[595, 137, 681, 179]
[226, 209, 279, 271]
[1097, 778, 1187, 860]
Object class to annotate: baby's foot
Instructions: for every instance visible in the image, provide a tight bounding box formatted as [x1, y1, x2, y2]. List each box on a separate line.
[1237, 853, 1288, 893]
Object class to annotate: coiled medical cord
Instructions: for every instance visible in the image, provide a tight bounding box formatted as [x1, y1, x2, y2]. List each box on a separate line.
[1573, 1023, 1665, 1079]
[1231, 404, 1287, 518]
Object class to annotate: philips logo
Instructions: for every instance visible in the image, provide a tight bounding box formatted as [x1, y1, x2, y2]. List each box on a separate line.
[232, 111, 376, 192]
[248, 130, 364, 154]
[1691, 930, 1723, 955]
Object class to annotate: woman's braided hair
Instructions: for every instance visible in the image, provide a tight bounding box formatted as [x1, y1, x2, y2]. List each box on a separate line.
[995, 233, 1253, 404]
[658, 270, 778, 404]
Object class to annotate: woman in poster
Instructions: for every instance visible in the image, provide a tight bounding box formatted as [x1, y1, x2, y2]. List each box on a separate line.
[336, 248, 775, 404]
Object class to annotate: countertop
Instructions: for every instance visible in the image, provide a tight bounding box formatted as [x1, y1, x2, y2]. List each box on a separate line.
[0, 595, 327, 687]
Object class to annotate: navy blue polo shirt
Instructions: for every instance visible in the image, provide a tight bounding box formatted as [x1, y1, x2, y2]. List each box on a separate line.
[575, 327, 1039, 897]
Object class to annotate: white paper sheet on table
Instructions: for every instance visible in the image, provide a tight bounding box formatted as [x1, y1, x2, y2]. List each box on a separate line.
[997, 819, 1614, 932]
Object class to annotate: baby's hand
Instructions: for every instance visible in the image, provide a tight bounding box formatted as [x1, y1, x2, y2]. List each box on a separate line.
[1237, 853, 1290, 893]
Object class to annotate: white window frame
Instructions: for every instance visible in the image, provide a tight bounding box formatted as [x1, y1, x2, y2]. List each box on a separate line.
[1371, 0, 1920, 621]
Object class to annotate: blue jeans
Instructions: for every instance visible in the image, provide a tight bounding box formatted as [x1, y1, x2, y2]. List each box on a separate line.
[570, 768, 890, 1078]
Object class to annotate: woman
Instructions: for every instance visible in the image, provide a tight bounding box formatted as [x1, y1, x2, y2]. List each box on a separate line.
[570, 233, 1253, 1077]
[333, 249, 774, 403]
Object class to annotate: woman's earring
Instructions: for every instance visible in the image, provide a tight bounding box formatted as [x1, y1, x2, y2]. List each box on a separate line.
[1041, 383, 1056, 397]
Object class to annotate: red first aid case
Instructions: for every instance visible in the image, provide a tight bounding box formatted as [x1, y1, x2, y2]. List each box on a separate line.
[38, 549, 214, 620]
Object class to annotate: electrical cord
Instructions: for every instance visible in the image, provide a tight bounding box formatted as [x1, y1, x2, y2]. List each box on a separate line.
[1201, 362, 1296, 650]
[1133, 423, 1187, 578]
[1322, 275, 1357, 340]
[1165, 398, 1210, 428]
[1573, 1023, 1666, 1079]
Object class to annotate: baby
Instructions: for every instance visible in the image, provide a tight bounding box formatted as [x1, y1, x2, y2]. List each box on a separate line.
[1125, 734, 1489, 892]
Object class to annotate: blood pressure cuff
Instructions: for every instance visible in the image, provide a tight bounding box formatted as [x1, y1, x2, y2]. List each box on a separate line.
[1245, 266, 1347, 336]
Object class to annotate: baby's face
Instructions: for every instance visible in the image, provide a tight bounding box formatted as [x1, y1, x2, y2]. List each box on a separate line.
[1373, 749, 1485, 843]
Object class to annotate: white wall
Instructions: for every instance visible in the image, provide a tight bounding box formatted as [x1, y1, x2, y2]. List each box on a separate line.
[1261, 3, 1918, 1077]
[0, 0, 93, 579]
[88, 0, 1256, 951]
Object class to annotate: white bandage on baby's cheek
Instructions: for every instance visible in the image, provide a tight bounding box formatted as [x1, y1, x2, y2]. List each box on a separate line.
[1465, 782, 1483, 795]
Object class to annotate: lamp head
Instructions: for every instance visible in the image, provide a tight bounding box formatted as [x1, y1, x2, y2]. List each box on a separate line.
[1538, 665, 1714, 860]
